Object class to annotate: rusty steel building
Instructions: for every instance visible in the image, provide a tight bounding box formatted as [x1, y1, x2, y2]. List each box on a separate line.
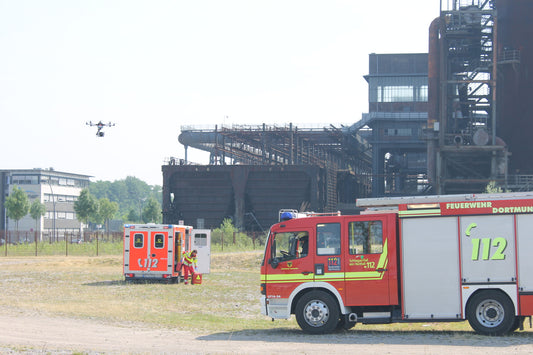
[162, 0, 533, 230]
[162, 124, 371, 230]
[428, 0, 533, 194]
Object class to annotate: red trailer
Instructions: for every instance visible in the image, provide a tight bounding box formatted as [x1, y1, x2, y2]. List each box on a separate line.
[123, 224, 193, 282]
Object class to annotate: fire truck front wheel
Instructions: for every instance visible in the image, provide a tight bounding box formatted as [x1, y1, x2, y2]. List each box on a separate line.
[466, 290, 516, 335]
[295, 290, 340, 334]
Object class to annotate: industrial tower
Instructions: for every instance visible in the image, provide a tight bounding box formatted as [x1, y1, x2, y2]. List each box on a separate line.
[428, 0, 532, 194]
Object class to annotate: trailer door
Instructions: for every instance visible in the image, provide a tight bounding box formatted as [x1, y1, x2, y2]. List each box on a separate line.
[193, 229, 211, 274]
[149, 231, 168, 272]
[128, 230, 150, 272]
[343, 214, 398, 306]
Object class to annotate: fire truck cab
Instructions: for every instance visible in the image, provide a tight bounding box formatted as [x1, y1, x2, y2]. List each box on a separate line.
[260, 193, 533, 335]
[123, 224, 210, 282]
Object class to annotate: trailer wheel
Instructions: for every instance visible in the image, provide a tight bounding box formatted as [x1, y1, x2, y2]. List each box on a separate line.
[466, 290, 515, 335]
[295, 290, 340, 334]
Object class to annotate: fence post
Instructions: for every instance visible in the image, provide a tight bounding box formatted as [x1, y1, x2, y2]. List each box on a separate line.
[96, 232, 99, 256]
[221, 232, 224, 252]
[233, 231, 236, 245]
[65, 232, 68, 257]
[35, 230, 38, 257]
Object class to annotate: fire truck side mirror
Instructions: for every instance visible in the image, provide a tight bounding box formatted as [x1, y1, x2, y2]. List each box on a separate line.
[270, 258, 279, 269]
[269, 240, 278, 268]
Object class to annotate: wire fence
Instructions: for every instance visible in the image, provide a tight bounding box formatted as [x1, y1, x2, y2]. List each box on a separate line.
[0, 230, 122, 257]
[0, 229, 268, 257]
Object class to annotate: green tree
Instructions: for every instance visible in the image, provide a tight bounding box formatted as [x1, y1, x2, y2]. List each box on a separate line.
[89, 177, 161, 222]
[211, 218, 253, 248]
[29, 199, 47, 232]
[485, 181, 504, 193]
[126, 209, 139, 223]
[74, 189, 99, 227]
[142, 197, 161, 223]
[5, 186, 30, 231]
[98, 198, 119, 235]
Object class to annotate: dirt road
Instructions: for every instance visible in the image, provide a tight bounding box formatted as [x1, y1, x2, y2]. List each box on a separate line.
[1, 311, 533, 354]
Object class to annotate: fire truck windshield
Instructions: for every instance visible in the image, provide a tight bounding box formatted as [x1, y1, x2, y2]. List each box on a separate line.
[271, 231, 309, 262]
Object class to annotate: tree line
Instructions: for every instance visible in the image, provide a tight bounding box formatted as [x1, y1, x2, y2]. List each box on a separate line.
[88, 176, 162, 223]
[4, 176, 162, 233]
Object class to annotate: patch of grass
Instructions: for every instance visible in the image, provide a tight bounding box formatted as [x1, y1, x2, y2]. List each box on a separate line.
[0, 252, 530, 335]
[0, 252, 289, 333]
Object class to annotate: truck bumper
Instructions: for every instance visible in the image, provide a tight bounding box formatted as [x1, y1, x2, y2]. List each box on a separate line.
[261, 296, 291, 319]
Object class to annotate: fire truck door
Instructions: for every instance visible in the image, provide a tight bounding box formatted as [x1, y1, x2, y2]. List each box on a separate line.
[148, 231, 168, 272]
[266, 229, 314, 299]
[344, 216, 395, 306]
[313, 222, 343, 290]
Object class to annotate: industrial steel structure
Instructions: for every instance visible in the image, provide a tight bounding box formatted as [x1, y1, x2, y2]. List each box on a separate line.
[163, 124, 371, 230]
[163, 0, 533, 230]
[356, 53, 429, 196]
[428, 0, 533, 194]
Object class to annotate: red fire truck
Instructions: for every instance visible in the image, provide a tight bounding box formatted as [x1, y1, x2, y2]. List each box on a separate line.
[260, 193, 533, 335]
[123, 224, 211, 282]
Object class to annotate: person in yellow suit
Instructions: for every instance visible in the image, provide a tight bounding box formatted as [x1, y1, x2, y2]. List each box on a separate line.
[182, 249, 198, 285]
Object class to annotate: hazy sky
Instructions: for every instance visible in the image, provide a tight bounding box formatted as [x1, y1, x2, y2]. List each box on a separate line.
[0, 0, 439, 185]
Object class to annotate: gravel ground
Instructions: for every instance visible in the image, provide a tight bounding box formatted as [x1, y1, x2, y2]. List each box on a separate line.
[1, 311, 533, 354]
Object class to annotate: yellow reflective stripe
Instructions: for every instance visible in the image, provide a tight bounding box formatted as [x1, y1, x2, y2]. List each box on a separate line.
[345, 273, 384, 281]
[345, 271, 381, 278]
[376, 239, 388, 269]
[265, 278, 312, 284]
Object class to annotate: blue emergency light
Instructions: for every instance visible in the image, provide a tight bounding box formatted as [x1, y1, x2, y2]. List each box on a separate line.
[280, 211, 295, 221]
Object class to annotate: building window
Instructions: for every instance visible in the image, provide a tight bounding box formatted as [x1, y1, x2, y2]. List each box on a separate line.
[384, 128, 413, 136]
[44, 194, 78, 202]
[418, 85, 428, 101]
[12, 175, 38, 185]
[381, 85, 413, 102]
[42, 175, 88, 188]
[376, 84, 428, 103]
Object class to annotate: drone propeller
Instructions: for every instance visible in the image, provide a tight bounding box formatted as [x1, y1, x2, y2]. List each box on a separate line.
[86, 121, 115, 137]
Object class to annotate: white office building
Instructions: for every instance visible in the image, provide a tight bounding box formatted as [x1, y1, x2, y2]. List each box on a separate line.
[1, 168, 91, 242]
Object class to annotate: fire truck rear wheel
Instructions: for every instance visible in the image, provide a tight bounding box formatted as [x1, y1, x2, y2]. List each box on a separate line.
[295, 290, 340, 334]
[466, 290, 515, 335]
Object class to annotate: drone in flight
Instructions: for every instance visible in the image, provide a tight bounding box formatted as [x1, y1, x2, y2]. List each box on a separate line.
[86, 121, 115, 137]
